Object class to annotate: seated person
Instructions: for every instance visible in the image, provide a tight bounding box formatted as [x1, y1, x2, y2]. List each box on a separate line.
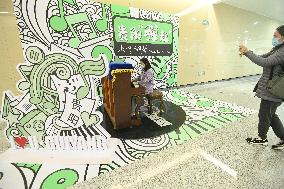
[133, 57, 154, 95]
[131, 58, 154, 115]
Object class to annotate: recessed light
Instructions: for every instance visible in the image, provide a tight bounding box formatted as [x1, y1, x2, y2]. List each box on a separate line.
[253, 21, 258, 25]
[202, 19, 209, 26]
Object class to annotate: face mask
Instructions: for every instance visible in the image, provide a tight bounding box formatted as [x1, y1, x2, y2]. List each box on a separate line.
[141, 63, 145, 68]
[272, 37, 283, 46]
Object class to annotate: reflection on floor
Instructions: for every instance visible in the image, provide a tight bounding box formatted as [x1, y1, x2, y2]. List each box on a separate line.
[0, 89, 256, 189]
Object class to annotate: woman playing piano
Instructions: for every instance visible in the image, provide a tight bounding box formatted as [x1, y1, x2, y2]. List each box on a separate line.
[134, 57, 154, 95]
[131, 58, 154, 115]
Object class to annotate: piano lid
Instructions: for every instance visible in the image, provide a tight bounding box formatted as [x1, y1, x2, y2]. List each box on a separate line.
[108, 62, 134, 80]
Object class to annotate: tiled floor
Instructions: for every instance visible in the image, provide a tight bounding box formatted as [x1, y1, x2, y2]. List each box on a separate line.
[71, 76, 284, 189]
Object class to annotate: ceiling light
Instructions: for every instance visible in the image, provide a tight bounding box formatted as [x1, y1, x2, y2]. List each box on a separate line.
[253, 21, 258, 25]
[202, 19, 209, 26]
[0, 12, 10, 14]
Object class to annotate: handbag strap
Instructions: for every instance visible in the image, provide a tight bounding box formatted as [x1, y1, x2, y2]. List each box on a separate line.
[268, 44, 284, 80]
[269, 67, 274, 80]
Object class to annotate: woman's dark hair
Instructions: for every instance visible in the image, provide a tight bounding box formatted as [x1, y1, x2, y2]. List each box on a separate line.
[140, 58, 151, 71]
[276, 25, 284, 37]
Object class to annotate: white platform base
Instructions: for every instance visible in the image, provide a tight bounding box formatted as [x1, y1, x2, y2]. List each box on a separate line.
[0, 138, 120, 164]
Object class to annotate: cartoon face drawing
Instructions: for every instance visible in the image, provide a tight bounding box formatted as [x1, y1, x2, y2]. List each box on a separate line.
[51, 74, 85, 112]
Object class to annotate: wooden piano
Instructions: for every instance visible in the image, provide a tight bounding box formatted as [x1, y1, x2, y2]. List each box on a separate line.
[101, 69, 145, 129]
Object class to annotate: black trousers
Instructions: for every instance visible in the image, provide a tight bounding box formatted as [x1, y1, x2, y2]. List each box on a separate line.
[258, 99, 284, 140]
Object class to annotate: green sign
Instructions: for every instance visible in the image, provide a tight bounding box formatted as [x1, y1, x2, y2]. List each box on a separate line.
[113, 16, 173, 44]
[113, 16, 173, 56]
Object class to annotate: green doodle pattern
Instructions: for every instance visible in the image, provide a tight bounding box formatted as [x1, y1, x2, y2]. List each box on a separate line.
[2, 45, 106, 143]
[40, 169, 79, 189]
[4, 0, 179, 145]
[46, 0, 179, 87]
[1, 0, 197, 188]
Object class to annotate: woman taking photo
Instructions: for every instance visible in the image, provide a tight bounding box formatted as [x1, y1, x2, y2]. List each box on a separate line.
[239, 25, 284, 150]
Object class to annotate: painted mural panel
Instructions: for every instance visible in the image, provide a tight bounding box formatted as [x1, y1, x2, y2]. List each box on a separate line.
[0, 0, 180, 188]
[13, 0, 179, 88]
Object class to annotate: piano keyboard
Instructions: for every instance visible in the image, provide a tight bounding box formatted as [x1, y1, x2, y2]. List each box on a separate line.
[60, 125, 99, 138]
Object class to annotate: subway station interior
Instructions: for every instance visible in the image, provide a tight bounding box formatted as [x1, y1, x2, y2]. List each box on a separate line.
[0, 0, 284, 188]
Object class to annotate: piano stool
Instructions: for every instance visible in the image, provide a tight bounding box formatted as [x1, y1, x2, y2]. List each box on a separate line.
[146, 90, 164, 115]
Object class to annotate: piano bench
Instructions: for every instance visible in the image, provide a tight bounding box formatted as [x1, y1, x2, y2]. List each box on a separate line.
[147, 90, 164, 115]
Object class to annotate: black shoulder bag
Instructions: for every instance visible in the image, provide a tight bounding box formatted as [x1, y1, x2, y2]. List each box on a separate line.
[266, 43, 284, 98]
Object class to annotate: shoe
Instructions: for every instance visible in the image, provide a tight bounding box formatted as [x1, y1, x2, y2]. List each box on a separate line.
[272, 140, 284, 150]
[246, 137, 268, 146]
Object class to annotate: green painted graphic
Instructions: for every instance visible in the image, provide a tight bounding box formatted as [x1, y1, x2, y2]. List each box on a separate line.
[113, 16, 172, 44]
[40, 169, 79, 189]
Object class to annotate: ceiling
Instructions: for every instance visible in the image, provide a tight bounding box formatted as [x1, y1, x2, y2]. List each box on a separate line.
[222, 0, 284, 22]
[0, 0, 283, 21]
[92, 0, 199, 14]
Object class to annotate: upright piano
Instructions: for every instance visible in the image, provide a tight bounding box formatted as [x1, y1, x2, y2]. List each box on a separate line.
[101, 63, 145, 129]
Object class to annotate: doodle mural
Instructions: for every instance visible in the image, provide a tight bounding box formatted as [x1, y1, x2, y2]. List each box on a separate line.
[0, 0, 256, 188]
[1, 0, 179, 146]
